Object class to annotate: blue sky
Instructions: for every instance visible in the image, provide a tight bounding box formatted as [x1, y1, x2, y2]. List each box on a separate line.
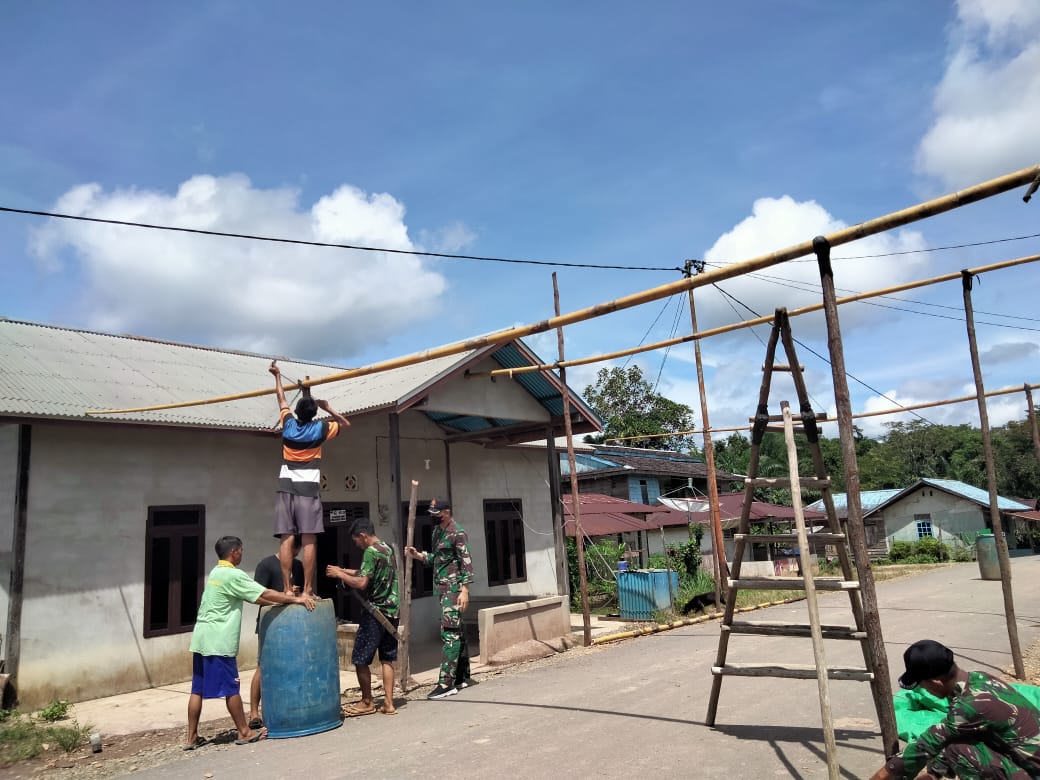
[2, 1, 1039, 438]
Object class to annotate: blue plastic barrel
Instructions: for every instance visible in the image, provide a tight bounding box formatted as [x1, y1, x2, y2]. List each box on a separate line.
[976, 531, 1000, 580]
[617, 569, 680, 620]
[259, 599, 342, 738]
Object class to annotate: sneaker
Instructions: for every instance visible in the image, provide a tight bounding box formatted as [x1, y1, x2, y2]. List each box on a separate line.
[456, 678, 478, 689]
[427, 684, 458, 700]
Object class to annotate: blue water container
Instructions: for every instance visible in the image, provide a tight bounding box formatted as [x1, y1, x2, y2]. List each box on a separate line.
[259, 599, 342, 738]
[976, 531, 1000, 580]
[617, 569, 680, 620]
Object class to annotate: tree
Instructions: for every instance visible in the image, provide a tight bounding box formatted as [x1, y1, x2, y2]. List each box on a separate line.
[581, 366, 698, 451]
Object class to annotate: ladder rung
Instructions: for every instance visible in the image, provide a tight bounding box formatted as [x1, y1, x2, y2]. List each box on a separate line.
[750, 413, 829, 423]
[745, 477, 831, 489]
[734, 533, 845, 543]
[762, 364, 804, 372]
[728, 576, 860, 591]
[711, 663, 874, 681]
[762, 425, 809, 434]
[724, 621, 866, 640]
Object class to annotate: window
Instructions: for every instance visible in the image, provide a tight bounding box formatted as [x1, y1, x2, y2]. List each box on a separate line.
[145, 505, 205, 638]
[484, 499, 527, 586]
[915, 513, 933, 540]
[639, 480, 650, 505]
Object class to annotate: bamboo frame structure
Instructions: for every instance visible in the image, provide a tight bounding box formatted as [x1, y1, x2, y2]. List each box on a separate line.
[397, 479, 420, 691]
[89, 164, 1040, 417]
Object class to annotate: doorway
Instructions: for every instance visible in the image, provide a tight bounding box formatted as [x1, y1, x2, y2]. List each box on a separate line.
[316, 502, 369, 622]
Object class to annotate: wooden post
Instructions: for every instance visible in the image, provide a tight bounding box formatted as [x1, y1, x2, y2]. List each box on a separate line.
[813, 237, 899, 756]
[781, 402, 839, 779]
[962, 271, 1025, 677]
[4, 424, 30, 699]
[397, 479, 420, 692]
[685, 260, 730, 607]
[1026, 385, 1040, 468]
[553, 272, 591, 646]
[546, 430, 569, 597]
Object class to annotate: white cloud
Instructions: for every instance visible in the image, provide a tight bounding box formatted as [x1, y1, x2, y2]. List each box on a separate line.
[30, 174, 452, 360]
[981, 340, 1039, 364]
[916, 0, 1040, 188]
[700, 195, 929, 338]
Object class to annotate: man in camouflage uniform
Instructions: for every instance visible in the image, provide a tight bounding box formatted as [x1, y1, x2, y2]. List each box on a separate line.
[405, 498, 474, 700]
[870, 639, 1040, 780]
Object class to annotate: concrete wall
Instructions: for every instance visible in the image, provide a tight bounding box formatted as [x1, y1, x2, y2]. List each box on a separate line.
[477, 596, 570, 663]
[4, 403, 561, 706]
[879, 488, 987, 547]
[0, 423, 18, 655]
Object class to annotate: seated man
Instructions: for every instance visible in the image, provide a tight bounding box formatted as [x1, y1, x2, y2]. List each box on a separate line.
[871, 639, 1040, 780]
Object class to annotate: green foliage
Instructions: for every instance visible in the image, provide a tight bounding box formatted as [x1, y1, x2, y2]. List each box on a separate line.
[888, 541, 915, 562]
[44, 723, 88, 752]
[566, 538, 628, 608]
[37, 700, 71, 723]
[665, 540, 702, 583]
[881, 538, 954, 564]
[0, 709, 15, 723]
[582, 366, 698, 451]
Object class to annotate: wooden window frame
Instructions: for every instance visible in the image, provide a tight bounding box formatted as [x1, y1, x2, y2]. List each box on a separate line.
[484, 499, 527, 587]
[144, 505, 205, 638]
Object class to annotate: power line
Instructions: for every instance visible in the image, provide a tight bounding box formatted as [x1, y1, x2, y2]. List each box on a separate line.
[0, 205, 681, 273]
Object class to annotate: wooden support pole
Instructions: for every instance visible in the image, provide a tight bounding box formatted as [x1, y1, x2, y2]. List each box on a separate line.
[962, 271, 1025, 678]
[781, 401, 839, 780]
[814, 237, 899, 757]
[4, 424, 30, 698]
[546, 431, 569, 597]
[684, 260, 730, 602]
[91, 166, 1040, 417]
[1026, 385, 1040, 468]
[553, 273, 591, 646]
[397, 479, 420, 692]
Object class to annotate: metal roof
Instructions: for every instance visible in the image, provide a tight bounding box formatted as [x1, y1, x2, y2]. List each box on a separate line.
[0, 319, 559, 432]
[806, 489, 902, 516]
[808, 479, 1030, 517]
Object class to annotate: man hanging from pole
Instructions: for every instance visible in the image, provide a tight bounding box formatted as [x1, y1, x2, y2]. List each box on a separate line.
[269, 361, 349, 599]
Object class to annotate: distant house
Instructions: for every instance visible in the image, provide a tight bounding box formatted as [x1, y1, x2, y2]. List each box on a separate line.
[808, 478, 1038, 558]
[0, 319, 600, 706]
[560, 492, 658, 567]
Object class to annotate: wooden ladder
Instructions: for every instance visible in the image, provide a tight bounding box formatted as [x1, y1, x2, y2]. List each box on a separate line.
[704, 309, 878, 780]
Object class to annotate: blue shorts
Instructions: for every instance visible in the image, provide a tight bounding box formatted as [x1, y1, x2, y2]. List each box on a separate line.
[352, 611, 399, 666]
[191, 653, 241, 699]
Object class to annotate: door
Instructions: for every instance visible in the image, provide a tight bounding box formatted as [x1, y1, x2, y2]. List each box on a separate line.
[316, 502, 369, 622]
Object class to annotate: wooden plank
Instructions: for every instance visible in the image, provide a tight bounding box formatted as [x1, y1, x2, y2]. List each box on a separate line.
[728, 576, 859, 591]
[711, 663, 874, 681]
[763, 364, 804, 372]
[734, 533, 845, 543]
[750, 413, 830, 423]
[725, 621, 866, 640]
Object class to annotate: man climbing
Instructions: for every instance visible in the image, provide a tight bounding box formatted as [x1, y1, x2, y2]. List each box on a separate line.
[269, 360, 349, 599]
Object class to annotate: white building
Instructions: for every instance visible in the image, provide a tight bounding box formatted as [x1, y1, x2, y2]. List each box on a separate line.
[0, 320, 599, 707]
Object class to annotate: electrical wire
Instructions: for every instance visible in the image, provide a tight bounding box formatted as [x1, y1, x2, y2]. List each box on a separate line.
[623, 294, 679, 369]
[653, 293, 687, 392]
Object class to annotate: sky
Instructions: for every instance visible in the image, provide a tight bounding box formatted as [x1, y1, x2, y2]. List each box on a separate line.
[1, 0, 1039, 441]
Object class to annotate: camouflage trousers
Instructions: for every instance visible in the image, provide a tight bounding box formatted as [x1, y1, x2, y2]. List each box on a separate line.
[930, 743, 1038, 780]
[437, 586, 470, 688]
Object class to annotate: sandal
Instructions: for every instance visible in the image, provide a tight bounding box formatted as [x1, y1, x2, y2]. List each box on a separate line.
[343, 702, 377, 717]
[182, 736, 207, 751]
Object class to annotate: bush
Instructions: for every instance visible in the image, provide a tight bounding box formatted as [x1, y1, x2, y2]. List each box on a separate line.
[665, 540, 703, 583]
[888, 541, 914, 562]
[914, 537, 950, 562]
[44, 723, 88, 752]
[37, 700, 70, 723]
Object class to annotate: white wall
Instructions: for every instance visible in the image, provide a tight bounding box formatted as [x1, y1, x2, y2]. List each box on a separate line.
[0, 423, 19, 651]
[880, 489, 987, 546]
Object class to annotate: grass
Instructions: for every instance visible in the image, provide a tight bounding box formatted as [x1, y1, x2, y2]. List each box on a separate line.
[0, 705, 90, 767]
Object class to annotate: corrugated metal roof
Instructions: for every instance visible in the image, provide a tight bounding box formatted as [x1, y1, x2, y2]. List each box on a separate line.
[0, 319, 478, 430]
[806, 489, 902, 515]
[919, 478, 1030, 511]
[809, 479, 1030, 517]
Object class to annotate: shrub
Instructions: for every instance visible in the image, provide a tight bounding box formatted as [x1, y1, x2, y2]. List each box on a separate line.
[44, 722, 88, 752]
[914, 537, 950, 562]
[37, 700, 70, 723]
[889, 541, 914, 562]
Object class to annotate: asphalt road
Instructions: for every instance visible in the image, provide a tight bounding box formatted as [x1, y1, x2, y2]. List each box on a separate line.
[137, 557, 1040, 779]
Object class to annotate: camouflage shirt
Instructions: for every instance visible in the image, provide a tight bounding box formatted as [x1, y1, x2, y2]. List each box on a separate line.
[359, 540, 400, 618]
[888, 670, 1040, 778]
[423, 519, 474, 589]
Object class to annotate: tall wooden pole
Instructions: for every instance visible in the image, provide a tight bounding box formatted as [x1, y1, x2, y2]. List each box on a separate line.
[5, 424, 30, 700]
[684, 260, 730, 605]
[397, 479, 420, 691]
[553, 273, 591, 645]
[1026, 385, 1040, 468]
[546, 431, 570, 597]
[813, 237, 898, 757]
[962, 271, 1025, 677]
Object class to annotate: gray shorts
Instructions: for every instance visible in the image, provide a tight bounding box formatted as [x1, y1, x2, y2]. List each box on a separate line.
[273, 493, 324, 537]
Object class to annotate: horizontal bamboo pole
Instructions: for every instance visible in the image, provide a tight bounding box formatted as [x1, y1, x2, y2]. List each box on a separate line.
[476, 251, 1040, 379]
[91, 164, 1039, 416]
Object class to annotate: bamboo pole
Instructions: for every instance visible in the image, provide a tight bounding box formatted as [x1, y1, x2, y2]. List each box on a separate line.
[814, 236, 899, 757]
[684, 260, 730, 602]
[397, 479, 420, 692]
[90, 165, 1040, 416]
[780, 401, 839, 780]
[554, 273, 591, 646]
[1026, 385, 1040, 468]
[476, 252, 1040, 380]
[962, 271, 1025, 678]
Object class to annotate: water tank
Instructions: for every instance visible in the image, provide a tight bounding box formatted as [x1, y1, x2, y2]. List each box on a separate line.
[259, 599, 342, 738]
[976, 531, 1000, 581]
[617, 569, 680, 621]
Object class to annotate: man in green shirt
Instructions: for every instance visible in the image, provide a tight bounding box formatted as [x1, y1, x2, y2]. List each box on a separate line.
[185, 535, 315, 750]
[326, 517, 400, 716]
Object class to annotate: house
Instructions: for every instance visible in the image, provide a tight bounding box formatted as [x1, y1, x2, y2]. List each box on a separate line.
[560, 492, 658, 567]
[0, 319, 600, 707]
[559, 442, 740, 504]
[808, 478, 1037, 559]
